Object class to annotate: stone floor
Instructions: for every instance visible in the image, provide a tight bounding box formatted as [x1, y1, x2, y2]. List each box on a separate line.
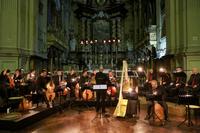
[0, 105, 197, 133]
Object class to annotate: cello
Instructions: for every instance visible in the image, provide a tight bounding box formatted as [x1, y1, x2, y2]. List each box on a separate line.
[46, 80, 55, 107]
[9, 74, 15, 89]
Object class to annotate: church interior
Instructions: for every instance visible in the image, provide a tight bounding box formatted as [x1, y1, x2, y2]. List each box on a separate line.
[0, 0, 200, 132]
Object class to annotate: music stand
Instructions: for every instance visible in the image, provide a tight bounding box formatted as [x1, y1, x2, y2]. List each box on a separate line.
[177, 94, 194, 127]
[92, 84, 110, 122]
[146, 94, 164, 125]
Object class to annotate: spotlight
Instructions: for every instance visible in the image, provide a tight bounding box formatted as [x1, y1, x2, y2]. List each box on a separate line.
[159, 67, 165, 73]
[128, 88, 133, 92]
[137, 66, 143, 72]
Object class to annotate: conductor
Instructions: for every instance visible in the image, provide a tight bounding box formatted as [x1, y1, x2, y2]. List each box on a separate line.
[95, 66, 109, 114]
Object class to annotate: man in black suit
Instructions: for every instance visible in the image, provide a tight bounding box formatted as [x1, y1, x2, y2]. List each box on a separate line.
[186, 67, 200, 95]
[95, 66, 109, 114]
[172, 67, 187, 96]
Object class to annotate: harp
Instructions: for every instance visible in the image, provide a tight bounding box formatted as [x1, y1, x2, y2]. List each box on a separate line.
[113, 60, 130, 117]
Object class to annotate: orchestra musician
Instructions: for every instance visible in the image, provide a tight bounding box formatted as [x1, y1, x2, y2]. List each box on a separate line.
[186, 67, 200, 95]
[107, 70, 117, 97]
[95, 66, 109, 114]
[171, 67, 187, 96]
[66, 68, 78, 98]
[26, 69, 37, 94]
[13, 69, 23, 96]
[79, 69, 90, 100]
[143, 69, 156, 96]
[159, 68, 172, 97]
[145, 80, 169, 121]
[123, 77, 139, 118]
[159, 68, 172, 87]
[0, 69, 10, 107]
[36, 69, 50, 108]
[146, 69, 157, 82]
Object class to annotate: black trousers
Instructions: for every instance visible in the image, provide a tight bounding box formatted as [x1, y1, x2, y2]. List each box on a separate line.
[96, 90, 106, 113]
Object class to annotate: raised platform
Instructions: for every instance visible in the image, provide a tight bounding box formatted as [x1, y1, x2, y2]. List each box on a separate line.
[0, 99, 117, 131]
[0, 102, 68, 130]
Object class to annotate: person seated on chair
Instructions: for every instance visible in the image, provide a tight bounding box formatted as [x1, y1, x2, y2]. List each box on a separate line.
[144, 80, 169, 121]
[186, 67, 200, 95]
[171, 67, 187, 96]
[159, 68, 172, 97]
[0, 69, 10, 107]
[79, 69, 90, 99]
[123, 77, 139, 118]
[36, 69, 50, 108]
[66, 68, 78, 98]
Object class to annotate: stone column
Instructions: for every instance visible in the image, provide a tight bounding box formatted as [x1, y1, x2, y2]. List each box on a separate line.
[111, 19, 116, 67]
[81, 18, 86, 52]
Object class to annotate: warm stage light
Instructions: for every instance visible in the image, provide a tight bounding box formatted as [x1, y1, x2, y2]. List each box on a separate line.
[128, 88, 133, 92]
[159, 67, 165, 72]
[137, 66, 143, 72]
